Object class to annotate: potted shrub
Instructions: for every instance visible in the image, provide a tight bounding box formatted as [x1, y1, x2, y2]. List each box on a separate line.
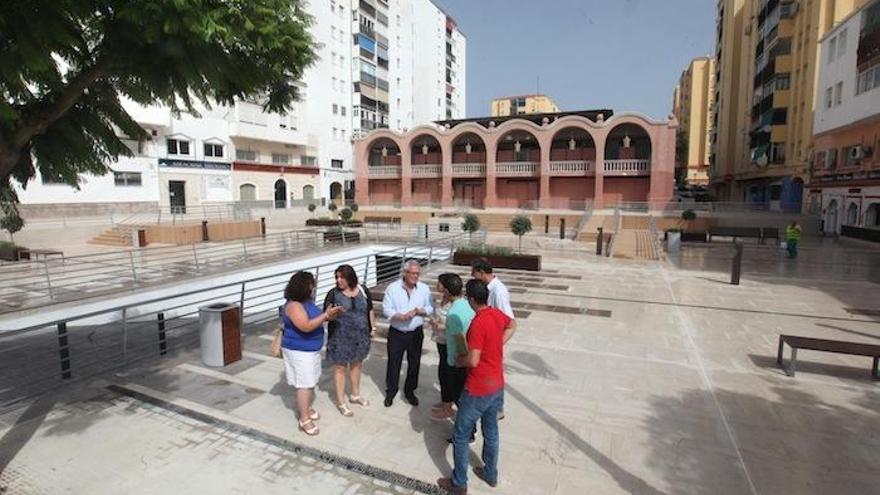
[307, 203, 316, 218]
[681, 209, 696, 231]
[509, 215, 532, 253]
[350, 203, 359, 213]
[452, 243, 542, 271]
[462, 213, 480, 243]
[328, 203, 338, 215]
[339, 207, 353, 224]
[323, 207, 360, 243]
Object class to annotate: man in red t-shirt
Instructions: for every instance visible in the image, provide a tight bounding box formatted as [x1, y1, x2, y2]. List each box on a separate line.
[438, 279, 517, 494]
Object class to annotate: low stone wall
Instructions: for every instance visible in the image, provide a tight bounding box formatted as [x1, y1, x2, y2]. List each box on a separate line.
[145, 220, 260, 245]
[18, 202, 158, 219]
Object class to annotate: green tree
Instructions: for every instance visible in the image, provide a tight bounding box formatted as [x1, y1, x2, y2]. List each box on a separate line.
[350, 203, 359, 213]
[681, 209, 697, 232]
[307, 203, 316, 218]
[328, 202, 338, 214]
[461, 213, 480, 243]
[339, 207, 353, 224]
[0, 210, 23, 242]
[509, 215, 533, 253]
[0, 0, 318, 227]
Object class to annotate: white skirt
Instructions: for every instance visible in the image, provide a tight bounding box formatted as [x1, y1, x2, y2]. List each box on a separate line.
[282, 349, 322, 388]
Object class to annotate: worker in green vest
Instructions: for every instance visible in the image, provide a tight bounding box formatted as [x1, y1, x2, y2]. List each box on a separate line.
[785, 221, 802, 259]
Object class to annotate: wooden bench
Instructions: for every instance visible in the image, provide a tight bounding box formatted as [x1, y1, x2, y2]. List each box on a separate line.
[708, 227, 779, 244]
[777, 334, 880, 379]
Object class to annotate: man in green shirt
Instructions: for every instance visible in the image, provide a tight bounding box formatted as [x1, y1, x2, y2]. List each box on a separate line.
[785, 221, 802, 259]
[430, 273, 475, 421]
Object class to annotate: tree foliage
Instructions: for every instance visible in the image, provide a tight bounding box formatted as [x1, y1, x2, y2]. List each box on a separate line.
[509, 215, 532, 253]
[339, 207, 353, 223]
[0, 0, 318, 225]
[461, 213, 480, 242]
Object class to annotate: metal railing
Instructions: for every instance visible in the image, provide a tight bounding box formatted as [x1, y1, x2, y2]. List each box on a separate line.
[115, 202, 263, 226]
[606, 208, 622, 257]
[0, 230, 484, 412]
[0, 223, 467, 315]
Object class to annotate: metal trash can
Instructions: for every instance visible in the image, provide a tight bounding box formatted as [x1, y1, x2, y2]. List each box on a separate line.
[198, 303, 242, 367]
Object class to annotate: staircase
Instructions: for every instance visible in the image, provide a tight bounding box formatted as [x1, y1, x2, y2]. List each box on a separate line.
[88, 226, 134, 247]
[576, 215, 613, 243]
[611, 215, 660, 261]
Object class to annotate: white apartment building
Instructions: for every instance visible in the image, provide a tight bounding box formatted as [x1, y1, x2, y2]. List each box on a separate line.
[15, 0, 466, 215]
[809, 0, 880, 236]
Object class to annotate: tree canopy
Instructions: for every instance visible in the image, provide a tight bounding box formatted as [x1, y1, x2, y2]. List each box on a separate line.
[0, 0, 317, 225]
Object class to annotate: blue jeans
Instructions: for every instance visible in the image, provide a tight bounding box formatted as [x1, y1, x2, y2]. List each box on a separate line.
[786, 239, 798, 258]
[452, 389, 503, 489]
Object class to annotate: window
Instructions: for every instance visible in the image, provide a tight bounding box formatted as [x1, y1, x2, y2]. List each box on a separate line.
[272, 153, 290, 165]
[301, 155, 317, 166]
[239, 184, 257, 202]
[341, 130, 346, 140]
[837, 29, 847, 59]
[203, 143, 224, 158]
[113, 172, 142, 187]
[341, 106, 346, 116]
[856, 64, 880, 95]
[775, 74, 790, 90]
[834, 81, 843, 106]
[333, 103, 339, 114]
[331, 159, 344, 169]
[331, 51, 337, 66]
[167, 138, 190, 155]
[824, 87, 833, 109]
[236, 149, 257, 161]
[815, 150, 826, 170]
[826, 148, 838, 169]
[332, 77, 337, 92]
[333, 127, 338, 140]
[828, 37, 837, 63]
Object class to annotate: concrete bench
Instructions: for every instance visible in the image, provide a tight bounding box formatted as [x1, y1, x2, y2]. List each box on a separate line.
[777, 334, 880, 379]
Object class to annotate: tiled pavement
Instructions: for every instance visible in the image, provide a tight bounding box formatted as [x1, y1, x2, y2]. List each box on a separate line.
[2, 240, 880, 494]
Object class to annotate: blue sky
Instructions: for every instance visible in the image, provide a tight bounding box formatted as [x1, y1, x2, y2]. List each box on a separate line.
[435, 0, 717, 119]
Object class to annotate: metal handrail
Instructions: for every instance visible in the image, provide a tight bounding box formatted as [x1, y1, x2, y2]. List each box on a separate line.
[0, 230, 482, 410]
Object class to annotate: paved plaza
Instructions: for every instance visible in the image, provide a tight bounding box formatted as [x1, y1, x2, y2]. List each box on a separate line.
[1, 238, 879, 494]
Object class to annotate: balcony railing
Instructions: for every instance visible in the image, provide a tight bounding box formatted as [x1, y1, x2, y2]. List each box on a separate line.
[452, 163, 486, 177]
[367, 165, 401, 178]
[496, 161, 539, 177]
[549, 161, 595, 176]
[411, 164, 442, 178]
[603, 159, 651, 176]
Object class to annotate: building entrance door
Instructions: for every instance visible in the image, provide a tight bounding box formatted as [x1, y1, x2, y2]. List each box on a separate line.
[169, 181, 186, 214]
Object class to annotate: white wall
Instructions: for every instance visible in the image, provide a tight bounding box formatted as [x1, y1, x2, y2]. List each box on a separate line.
[15, 156, 160, 205]
[814, 10, 880, 135]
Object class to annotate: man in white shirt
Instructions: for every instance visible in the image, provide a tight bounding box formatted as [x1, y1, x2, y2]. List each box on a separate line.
[471, 258, 514, 419]
[382, 260, 434, 407]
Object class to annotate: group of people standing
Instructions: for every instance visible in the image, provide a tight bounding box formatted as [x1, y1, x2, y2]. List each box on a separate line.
[277, 258, 516, 493]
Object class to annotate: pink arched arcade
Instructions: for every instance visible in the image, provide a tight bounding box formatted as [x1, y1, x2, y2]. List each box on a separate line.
[355, 111, 676, 209]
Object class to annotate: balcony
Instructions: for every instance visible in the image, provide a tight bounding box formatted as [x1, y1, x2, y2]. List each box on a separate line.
[411, 164, 442, 178]
[367, 166, 401, 178]
[603, 159, 651, 176]
[228, 102, 306, 145]
[452, 163, 486, 177]
[549, 160, 595, 176]
[496, 162, 540, 177]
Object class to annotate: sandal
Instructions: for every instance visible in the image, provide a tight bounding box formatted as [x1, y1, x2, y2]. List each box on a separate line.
[309, 408, 320, 421]
[349, 395, 370, 407]
[336, 403, 354, 417]
[298, 419, 319, 436]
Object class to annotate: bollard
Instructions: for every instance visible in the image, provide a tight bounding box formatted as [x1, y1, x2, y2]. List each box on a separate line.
[260, 217, 266, 237]
[596, 227, 604, 256]
[201, 220, 209, 242]
[559, 218, 565, 239]
[731, 240, 743, 285]
[544, 215, 549, 234]
[158, 312, 167, 356]
[57, 322, 71, 379]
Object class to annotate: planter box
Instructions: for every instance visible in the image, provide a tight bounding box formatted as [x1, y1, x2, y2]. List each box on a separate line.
[0, 246, 27, 261]
[323, 231, 361, 244]
[681, 231, 708, 242]
[306, 219, 364, 228]
[452, 251, 542, 271]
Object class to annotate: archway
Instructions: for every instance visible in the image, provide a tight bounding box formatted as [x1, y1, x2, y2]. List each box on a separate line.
[410, 134, 442, 164]
[827, 199, 839, 234]
[495, 129, 541, 208]
[450, 132, 487, 208]
[866, 203, 879, 228]
[302, 184, 315, 201]
[274, 179, 287, 209]
[846, 202, 859, 226]
[368, 137, 401, 167]
[239, 183, 256, 202]
[330, 182, 343, 201]
[603, 123, 652, 205]
[549, 126, 597, 207]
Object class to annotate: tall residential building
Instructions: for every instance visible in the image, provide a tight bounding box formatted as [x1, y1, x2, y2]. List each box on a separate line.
[673, 57, 716, 186]
[490, 94, 560, 117]
[710, 0, 868, 211]
[809, 0, 880, 235]
[15, 0, 466, 215]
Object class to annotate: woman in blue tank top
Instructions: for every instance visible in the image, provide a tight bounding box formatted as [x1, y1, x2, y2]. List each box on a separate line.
[279, 271, 343, 436]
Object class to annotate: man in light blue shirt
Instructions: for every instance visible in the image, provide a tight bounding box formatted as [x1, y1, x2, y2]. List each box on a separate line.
[382, 260, 433, 407]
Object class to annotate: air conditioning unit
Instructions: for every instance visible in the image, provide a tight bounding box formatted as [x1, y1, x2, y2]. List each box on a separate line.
[850, 146, 864, 160]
